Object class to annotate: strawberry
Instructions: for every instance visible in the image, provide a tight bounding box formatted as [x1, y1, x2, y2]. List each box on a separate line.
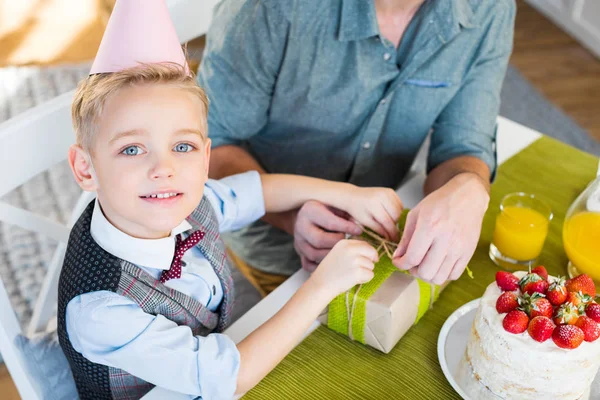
[496, 291, 520, 314]
[503, 310, 529, 334]
[575, 316, 600, 342]
[546, 277, 568, 306]
[532, 266, 549, 281]
[528, 316, 555, 342]
[520, 293, 553, 319]
[565, 274, 596, 297]
[553, 302, 580, 325]
[565, 291, 593, 313]
[495, 271, 520, 292]
[586, 302, 600, 323]
[519, 272, 549, 295]
[552, 325, 585, 349]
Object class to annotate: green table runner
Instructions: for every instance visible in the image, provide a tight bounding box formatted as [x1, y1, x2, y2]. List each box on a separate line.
[243, 136, 599, 400]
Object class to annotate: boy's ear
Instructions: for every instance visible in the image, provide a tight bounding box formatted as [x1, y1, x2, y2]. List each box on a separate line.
[203, 138, 211, 176]
[68, 144, 98, 191]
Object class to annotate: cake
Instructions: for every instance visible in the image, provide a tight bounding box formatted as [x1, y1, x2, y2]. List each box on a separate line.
[462, 267, 600, 399]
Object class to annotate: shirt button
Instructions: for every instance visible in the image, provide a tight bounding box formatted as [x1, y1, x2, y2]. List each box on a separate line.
[181, 260, 187, 267]
[362, 142, 371, 150]
[380, 98, 387, 105]
[383, 52, 391, 61]
[212, 285, 217, 295]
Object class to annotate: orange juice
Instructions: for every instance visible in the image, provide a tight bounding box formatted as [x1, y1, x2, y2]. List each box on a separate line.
[563, 212, 600, 282]
[492, 206, 550, 261]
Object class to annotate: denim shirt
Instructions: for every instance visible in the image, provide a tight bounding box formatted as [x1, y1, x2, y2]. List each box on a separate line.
[198, 0, 516, 275]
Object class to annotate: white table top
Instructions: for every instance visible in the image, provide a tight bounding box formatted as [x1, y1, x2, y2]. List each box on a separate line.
[143, 116, 542, 399]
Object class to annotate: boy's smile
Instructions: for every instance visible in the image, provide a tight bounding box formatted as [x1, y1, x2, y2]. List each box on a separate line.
[70, 83, 211, 239]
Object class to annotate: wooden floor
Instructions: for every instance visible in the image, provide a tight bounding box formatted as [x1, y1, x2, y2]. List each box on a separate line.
[0, 364, 20, 400]
[0, 1, 599, 398]
[511, 1, 600, 142]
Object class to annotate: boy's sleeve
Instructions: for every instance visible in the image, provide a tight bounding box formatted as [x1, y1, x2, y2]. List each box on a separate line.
[66, 291, 240, 399]
[204, 170, 266, 233]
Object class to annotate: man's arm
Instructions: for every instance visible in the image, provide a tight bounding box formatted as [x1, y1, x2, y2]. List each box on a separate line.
[423, 155, 491, 195]
[392, 2, 516, 284]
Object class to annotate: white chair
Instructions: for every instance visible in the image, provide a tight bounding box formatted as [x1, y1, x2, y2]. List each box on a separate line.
[0, 0, 219, 398]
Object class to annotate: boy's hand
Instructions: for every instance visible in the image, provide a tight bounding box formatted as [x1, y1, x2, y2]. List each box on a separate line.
[345, 187, 403, 242]
[308, 240, 378, 297]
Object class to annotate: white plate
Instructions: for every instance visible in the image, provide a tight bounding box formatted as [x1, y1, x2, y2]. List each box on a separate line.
[437, 298, 600, 400]
[437, 298, 481, 400]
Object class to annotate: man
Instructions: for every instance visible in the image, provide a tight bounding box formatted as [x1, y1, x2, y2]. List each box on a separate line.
[198, 0, 516, 295]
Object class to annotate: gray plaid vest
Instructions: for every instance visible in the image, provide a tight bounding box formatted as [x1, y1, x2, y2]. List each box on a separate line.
[57, 197, 235, 400]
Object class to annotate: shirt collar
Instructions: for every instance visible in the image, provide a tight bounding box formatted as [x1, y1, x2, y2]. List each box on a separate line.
[338, 0, 475, 43]
[454, 0, 475, 29]
[337, 0, 379, 42]
[90, 199, 192, 271]
[433, 0, 476, 42]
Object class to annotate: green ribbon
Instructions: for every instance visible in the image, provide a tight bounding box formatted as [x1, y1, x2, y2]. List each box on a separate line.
[327, 210, 441, 344]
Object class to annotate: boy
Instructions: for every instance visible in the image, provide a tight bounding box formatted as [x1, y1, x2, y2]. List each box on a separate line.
[58, 1, 403, 399]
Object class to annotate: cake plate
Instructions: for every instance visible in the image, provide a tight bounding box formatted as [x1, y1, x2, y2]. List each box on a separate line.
[438, 298, 600, 400]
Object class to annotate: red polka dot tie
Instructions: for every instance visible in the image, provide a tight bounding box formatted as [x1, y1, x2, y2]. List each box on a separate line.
[160, 230, 205, 283]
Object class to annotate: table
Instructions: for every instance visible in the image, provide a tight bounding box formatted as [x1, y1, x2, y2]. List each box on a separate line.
[145, 117, 593, 399]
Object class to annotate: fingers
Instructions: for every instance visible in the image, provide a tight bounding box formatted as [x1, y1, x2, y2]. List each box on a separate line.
[432, 255, 455, 285]
[328, 206, 352, 221]
[300, 256, 318, 273]
[415, 240, 446, 282]
[299, 218, 346, 249]
[333, 239, 379, 261]
[393, 214, 432, 271]
[305, 201, 361, 235]
[295, 201, 356, 265]
[356, 268, 375, 284]
[372, 205, 399, 242]
[393, 209, 417, 258]
[295, 236, 331, 264]
[353, 252, 376, 284]
[449, 256, 469, 281]
[350, 240, 379, 262]
[381, 192, 403, 241]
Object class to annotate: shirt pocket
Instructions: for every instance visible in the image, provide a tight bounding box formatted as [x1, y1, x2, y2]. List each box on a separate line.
[404, 79, 452, 88]
[397, 78, 457, 120]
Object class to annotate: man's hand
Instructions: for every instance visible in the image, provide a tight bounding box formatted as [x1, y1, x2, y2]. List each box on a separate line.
[293, 200, 362, 272]
[392, 173, 490, 284]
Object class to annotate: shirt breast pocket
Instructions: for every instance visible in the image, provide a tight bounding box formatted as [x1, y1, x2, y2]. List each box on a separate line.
[404, 78, 452, 89]
[395, 78, 457, 125]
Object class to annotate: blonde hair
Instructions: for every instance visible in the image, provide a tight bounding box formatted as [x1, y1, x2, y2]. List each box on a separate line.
[72, 62, 209, 151]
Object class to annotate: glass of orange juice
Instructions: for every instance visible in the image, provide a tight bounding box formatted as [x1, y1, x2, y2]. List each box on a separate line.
[563, 176, 600, 291]
[489, 193, 553, 270]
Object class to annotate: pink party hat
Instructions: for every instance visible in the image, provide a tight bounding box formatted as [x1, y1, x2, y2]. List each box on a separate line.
[90, 0, 189, 75]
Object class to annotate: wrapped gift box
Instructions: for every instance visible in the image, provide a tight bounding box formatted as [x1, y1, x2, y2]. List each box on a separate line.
[319, 253, 445, 353]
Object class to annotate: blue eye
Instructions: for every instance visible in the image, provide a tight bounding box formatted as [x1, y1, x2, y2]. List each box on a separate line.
[174, 143, 194, 152]
[121, 145, 145, 156]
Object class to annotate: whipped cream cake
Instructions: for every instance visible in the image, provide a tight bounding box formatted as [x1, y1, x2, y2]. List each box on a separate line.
[461, 268, 600, 399]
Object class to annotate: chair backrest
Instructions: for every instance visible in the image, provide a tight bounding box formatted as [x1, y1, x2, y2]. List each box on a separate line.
[0, 87, 81, 400]
[0, 1, 219, 398]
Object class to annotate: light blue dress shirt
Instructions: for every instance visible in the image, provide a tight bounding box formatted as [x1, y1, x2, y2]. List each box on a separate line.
[65, 171, 265, 399]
